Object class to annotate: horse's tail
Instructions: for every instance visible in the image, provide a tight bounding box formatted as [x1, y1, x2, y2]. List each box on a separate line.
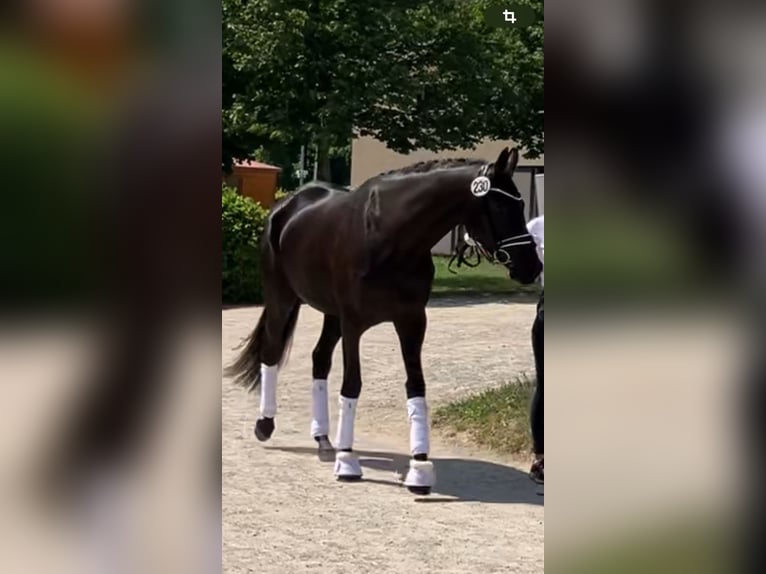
[225, 197, 301, 392]
[224, 303, 300, 392]
[225, 310, 268, 392]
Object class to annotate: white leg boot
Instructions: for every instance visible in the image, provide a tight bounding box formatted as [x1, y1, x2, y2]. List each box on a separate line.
[403, 396, 435, 493]
[310, 378, 330, 438]
[254, 364, 278, 441]
[334, 396, 362, 480]
[259, 364, 278, 418]
[311, 379, 334, 460]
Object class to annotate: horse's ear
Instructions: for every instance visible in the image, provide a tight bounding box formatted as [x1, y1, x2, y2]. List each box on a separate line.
[495, 147, 511, 173]
[505, 148, 519, 174]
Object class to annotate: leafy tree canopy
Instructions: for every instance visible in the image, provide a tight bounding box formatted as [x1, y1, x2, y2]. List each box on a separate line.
[223, 0, 543, 179]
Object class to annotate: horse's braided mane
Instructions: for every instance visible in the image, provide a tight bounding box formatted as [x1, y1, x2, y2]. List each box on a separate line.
[378, 157, 487, 177]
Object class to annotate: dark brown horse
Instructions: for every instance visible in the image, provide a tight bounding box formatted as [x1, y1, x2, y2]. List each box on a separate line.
[226, 146, 541, 494]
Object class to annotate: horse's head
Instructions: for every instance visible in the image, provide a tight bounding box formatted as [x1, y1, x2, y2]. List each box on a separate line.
[463, 147, 542, 284]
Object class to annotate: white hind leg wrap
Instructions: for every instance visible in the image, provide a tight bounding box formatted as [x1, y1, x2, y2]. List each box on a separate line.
[259, 364, 278, 418]
[310, 379, 330, 437]
[335, 396, 358, 450]
[407, 397, 430, 456]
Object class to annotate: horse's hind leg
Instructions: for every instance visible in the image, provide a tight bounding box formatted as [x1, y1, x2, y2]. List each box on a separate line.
[311, 314, 341, 461]
[394, 308, 435, 495]
[253, 279, 300, 442]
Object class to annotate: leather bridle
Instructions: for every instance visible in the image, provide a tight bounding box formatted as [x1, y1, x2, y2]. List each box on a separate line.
[467, 164, 535, 265]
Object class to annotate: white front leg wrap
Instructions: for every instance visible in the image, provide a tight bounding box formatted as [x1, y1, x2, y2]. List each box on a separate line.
[335, 396, 358, 450]
[259, 364, 278, 418]
[310, 379, 330, 437]
[407, 397, 430, 456]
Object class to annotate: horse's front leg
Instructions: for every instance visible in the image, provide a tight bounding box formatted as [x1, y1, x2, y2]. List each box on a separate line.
[395, 309, 435, 495]
[333, 321, 363, 481]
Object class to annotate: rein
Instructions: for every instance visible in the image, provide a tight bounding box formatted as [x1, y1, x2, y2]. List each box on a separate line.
[447, 238, 482, 273]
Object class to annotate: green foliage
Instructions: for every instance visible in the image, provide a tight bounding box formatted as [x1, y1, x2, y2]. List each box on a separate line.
[0, 43, 98, 305]
[245, 142, 351, 189]
[431, 255, 540, 297]
[222, 186, 269, 304]
[559, 519, 726, 574]
[223, 0, 543, 173]
[433, 377, 535, 454]
[550, 210, 703, 305]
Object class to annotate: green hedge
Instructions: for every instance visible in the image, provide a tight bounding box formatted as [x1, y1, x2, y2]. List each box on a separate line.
[222, 186, 269, 304]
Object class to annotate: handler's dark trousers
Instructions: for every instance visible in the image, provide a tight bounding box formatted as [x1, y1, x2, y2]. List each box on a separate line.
[531, 291, 544, 455]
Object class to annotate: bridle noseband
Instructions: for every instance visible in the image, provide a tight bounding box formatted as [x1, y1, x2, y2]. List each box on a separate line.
[467, 164, 534, 265]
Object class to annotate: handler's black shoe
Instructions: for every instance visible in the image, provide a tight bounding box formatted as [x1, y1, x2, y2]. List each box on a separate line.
[529, 457, 544, 484]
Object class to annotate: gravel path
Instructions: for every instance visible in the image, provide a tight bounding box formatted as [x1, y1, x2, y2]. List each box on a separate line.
[223, 298, 543, 574]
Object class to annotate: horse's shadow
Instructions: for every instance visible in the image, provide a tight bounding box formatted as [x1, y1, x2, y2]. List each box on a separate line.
[264, 445, 543, 505]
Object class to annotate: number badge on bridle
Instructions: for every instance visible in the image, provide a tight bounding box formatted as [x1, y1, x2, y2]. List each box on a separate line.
[470, 176, 491, 197]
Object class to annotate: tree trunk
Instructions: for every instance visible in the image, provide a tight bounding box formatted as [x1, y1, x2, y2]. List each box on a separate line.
[316, 136, 332, 182]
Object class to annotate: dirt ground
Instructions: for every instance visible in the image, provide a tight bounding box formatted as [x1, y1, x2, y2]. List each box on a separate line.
[222, 297, 543, 574]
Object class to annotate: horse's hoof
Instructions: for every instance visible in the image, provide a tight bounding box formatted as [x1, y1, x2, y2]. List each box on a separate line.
[318, 449, 336, 463]
[334, 450, 362, 480]
[407, 485, 432, 495]
[254, 417, 275, 442]
[315, 435, 335, 462]
[336, 474, 363, 482]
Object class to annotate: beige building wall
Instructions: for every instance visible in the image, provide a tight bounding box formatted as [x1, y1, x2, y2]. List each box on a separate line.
[351, 136, 544, 254]
[350, 136, 543, 187]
